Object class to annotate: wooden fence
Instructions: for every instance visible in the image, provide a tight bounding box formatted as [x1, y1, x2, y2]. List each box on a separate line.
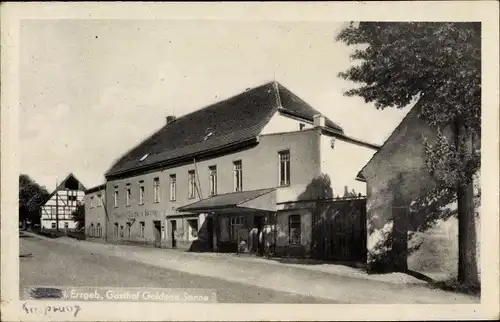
[311, 197, 367, 263]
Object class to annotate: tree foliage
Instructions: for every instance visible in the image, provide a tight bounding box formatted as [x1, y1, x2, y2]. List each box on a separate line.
[337, 22, 481, 284]
[336, 22, 480, 186]
[343, 185, 360, 198]
[71, 204, 85, 231]
[19, 174, 49, 226]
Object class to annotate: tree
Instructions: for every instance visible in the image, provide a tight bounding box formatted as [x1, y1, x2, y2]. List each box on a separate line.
[343, 185, 359, 198]
[19, 174, 50, 228]
[71, 204, 85, 231]
[336, 22, 480, 286]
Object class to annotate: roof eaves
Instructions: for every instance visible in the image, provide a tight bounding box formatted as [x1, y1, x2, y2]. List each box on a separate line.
[85, 183, 106, 194]
[106, 136, 259, 180]
[321, 128, 381, 150]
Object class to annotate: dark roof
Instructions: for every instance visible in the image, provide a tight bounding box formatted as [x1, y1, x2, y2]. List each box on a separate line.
[105, 81, 344, 179]
[42, 173, 86, 206]
[85, 183, 106, 194]
[177, 188, 276, 212]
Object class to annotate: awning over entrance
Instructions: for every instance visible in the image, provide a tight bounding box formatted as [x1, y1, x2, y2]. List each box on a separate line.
[177, 188, 277, 213]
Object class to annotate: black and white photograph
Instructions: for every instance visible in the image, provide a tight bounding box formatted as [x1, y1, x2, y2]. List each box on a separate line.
[1, 1, 499, 321]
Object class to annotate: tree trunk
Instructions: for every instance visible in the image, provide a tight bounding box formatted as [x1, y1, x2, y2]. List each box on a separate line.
[456, 120, 479, 286]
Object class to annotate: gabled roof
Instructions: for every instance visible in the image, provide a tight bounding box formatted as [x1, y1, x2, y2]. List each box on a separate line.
[105, 81, 344, 179]
[41, 173, 86, 206]
[356, 99, 421, 182]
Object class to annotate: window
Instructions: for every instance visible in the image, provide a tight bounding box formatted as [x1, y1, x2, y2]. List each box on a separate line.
[68, 191, 77, 205]
[140, 221, 145, 238]
[96, 223, 101, 237]
[229, 216, 244, 241]
[51, 222, 56, 229]
[299, 122, 305, 130]
[139, 181, 145, 205]
[90, 196, 94, 208]
[120, 225, 124, 237]
[114, 223, 119, 237]
[126, 184, 131, 206]
[97, 194, 102, 207]
[169, 174, 176, 201]
[114, 186, 119, 208]
[64, 222, 69, 229]
[153, 177, 160, 203]
[279, 150, 291, 186]
[90, 223, 94, 237]
[289, 215, 301, 244]
[127, 222, 131, 238]
[209, 166, 217, 196]
[188, 170, 196, 199]
[233, 160, 243, 192]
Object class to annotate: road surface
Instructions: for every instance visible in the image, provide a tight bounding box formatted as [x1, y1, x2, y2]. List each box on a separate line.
[19, 234, 337, 303]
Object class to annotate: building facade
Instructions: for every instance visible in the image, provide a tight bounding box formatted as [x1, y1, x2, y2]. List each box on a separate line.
[40, 173, 86, 231]
[358, 102, 481, 277]
[84, 184, 106, 240]
[102, 81, 378, 258]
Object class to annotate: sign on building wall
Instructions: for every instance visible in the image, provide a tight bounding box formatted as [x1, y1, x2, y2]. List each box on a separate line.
[115, 210, 162, 220]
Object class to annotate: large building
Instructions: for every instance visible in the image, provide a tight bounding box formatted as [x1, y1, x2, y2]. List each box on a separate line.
[102, 81, 378, 257]
[40, 173, 86, 231]
[84, 184, 106, 240]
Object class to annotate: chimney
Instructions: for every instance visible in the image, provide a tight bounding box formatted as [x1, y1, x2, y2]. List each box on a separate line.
[166, 115, 176, 125]
[313, 114, 325, 128]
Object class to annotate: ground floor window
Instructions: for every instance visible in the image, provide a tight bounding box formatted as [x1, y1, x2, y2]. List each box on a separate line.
[64, 222, 69, 229]
[140, 221, 145, 238]
[96, 223, 101, 237]
[289, 214, 301, 245]
[120, 225, 124, 237]
[90, 223, 94, 237]
[187, 219, 198, 241]
[51, 222, 56, 229]
[229, 216, 244, 241]
[114, 223, 119, 237]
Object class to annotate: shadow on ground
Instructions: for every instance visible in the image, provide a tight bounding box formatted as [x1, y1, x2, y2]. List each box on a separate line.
[402, 269, 480, 296]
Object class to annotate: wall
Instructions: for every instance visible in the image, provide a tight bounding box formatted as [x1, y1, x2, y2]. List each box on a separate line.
[362, 107, 481, 278]
[84, 189, 106, 239]
[105, 128, 322, 247]
[40, 189, 85, 230]
[320, 134, 377, 197]
[260, 111, 314, 135]
[275, 208, 313, 257]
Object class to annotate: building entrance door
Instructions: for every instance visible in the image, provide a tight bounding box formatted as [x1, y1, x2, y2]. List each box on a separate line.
[206, 217, 214, 251]
[153, 220, 161, 248]
[170, 220, 177, 248]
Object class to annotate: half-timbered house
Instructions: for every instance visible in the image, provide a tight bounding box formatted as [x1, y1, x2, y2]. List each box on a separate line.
[40, 173, 86, 231]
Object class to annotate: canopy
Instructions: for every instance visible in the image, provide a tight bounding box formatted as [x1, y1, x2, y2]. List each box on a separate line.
[177, 188, 277, 213]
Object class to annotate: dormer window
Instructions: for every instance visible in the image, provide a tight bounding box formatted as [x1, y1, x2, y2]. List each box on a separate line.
[203, 132, 213, 141]
[139, 154, 148, 162]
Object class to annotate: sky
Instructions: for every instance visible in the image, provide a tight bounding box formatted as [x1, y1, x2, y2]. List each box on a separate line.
[20, 19, 410, 191]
